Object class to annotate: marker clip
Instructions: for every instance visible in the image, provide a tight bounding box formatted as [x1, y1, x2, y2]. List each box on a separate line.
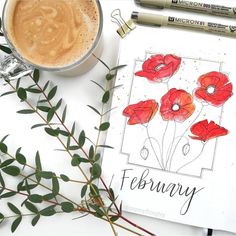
[111, 9, 136, 38]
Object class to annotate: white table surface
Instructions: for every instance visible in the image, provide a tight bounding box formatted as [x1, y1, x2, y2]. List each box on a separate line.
[1, 0, 236, 236]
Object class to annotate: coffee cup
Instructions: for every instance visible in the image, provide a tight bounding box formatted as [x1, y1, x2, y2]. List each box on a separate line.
[2, 0, 103, 76]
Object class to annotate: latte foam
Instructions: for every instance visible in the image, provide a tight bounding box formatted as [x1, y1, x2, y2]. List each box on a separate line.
[6, 0, 100, 68]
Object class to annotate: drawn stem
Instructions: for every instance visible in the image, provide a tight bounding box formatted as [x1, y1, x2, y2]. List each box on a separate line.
[165, 121, 176, 170]
[160, 82, 170, 170]
[176, 142, 206, 173]
[145, 125, 163, 169]
[168, 105, 204, 171]
[161, 121, 169, 170]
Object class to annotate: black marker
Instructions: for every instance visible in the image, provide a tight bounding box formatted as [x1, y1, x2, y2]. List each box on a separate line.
[131, 11, 236, 37]
[135, 0, 236, 18]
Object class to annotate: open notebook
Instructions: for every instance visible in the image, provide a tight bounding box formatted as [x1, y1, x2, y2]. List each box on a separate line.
[101, 23, 236, 233]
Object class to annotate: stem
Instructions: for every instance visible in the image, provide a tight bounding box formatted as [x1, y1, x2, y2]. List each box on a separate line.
[165, 121, 176, 171]
[120, 216, 156, 236]
[176, 142, 206, 173]
[145, 126, 163, 169]
[161, 121, 169, 170]
[168, 105, 204, 171]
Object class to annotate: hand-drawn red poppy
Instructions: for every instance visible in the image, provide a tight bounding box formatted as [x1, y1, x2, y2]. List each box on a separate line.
[190, 119, 228, 142]
[195, 71, 233, 106]
[123, 99, 158, 125]
[160, 88, 195, 122]
[135, 54, 181, 82]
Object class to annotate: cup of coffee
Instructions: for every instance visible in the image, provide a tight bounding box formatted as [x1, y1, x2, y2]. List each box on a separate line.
[2, 0, 103, 76]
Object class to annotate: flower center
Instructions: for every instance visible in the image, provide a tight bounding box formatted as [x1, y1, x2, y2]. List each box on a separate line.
[206, 85, 216, 94]
[172, 104, 180, 111]
[155, 64, 165, 71]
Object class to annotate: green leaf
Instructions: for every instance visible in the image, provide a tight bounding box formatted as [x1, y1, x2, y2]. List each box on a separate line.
[39, 171, 54, 179]
[55, 99, 62, 110]
[68, 145, 80, 151]
[0, 45, 12, 54]
[0, 142, 8, 153]
[71, 122, 76, 135]
[110, 216, 119, 222]
[60, 174, 70, 182]
[106, 73, 115, 81]
[110, 64, 127, 71]
[0, 213, 4, 224]
[17, 87, 27, 101]
[52, 177, 59, 196]
[16, 78, 21, 89]
[0, 191, 17, 199]
[11, 216, 22, 233]
[95, 153, 101, 162]
[31, 214, 40, 227]
[25, 201, 38, 213]
[35, 151, 42, 172]
[47, 107, 56, 122]
[26, 88, 41, 94]
[90, 184, 100, 196]
[18, 183, 37, 192]
[0, 172, 5, 187]
[33, 69, 40, 83]
[87, 105, 101, 116]
[1, 91, 16, 97]
[97, 145, 114, 149]
[91, 163, 102, 179]
[0, 159, 15, 168]
[78, 130, 86, 148]
[61, 202, 74, 213]
[66, 136, 71, 148]
[71, 156, 80, 167]
[42, 193, 54, 201]
[2, 166, 20, 176]
[91, 80, 105, 91]
[16, 153, 26, 165]
[45, 128, 59, 137]
[37, 106, 50, 112]
[62, 105, 67, 123]
[48, 86, 57, 100]
[89, 204, 104, 218]
[40, 206, 56, 216]
[28, 194, 43, 203]
[109, 188, 115, 200]
[95, 56, 110, 70]
[81, 185, 88, 198]
[31, 123, 48, 129]
[57, 129, 69, 137]
[43, 81, 50, 92]
[99, 122, 110, 131]
[102, 91, 110, 103]
[0, 135, 9, 143]
[89, 146, 94, 160]
[8, 202, 21, 215]
[17, 109, 35, 114]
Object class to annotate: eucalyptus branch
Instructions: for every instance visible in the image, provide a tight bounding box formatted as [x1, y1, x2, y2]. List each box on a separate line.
[0, 42, 156, 235]
[4, 77, 118, 235]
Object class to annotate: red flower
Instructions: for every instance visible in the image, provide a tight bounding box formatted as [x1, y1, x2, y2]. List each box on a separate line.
[190, 120, 228, 142]
[160, 89, 195, 122]
[135, 54, 181, 82]
[195, 71, 233, 106]
[123, 100, 158, 125]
